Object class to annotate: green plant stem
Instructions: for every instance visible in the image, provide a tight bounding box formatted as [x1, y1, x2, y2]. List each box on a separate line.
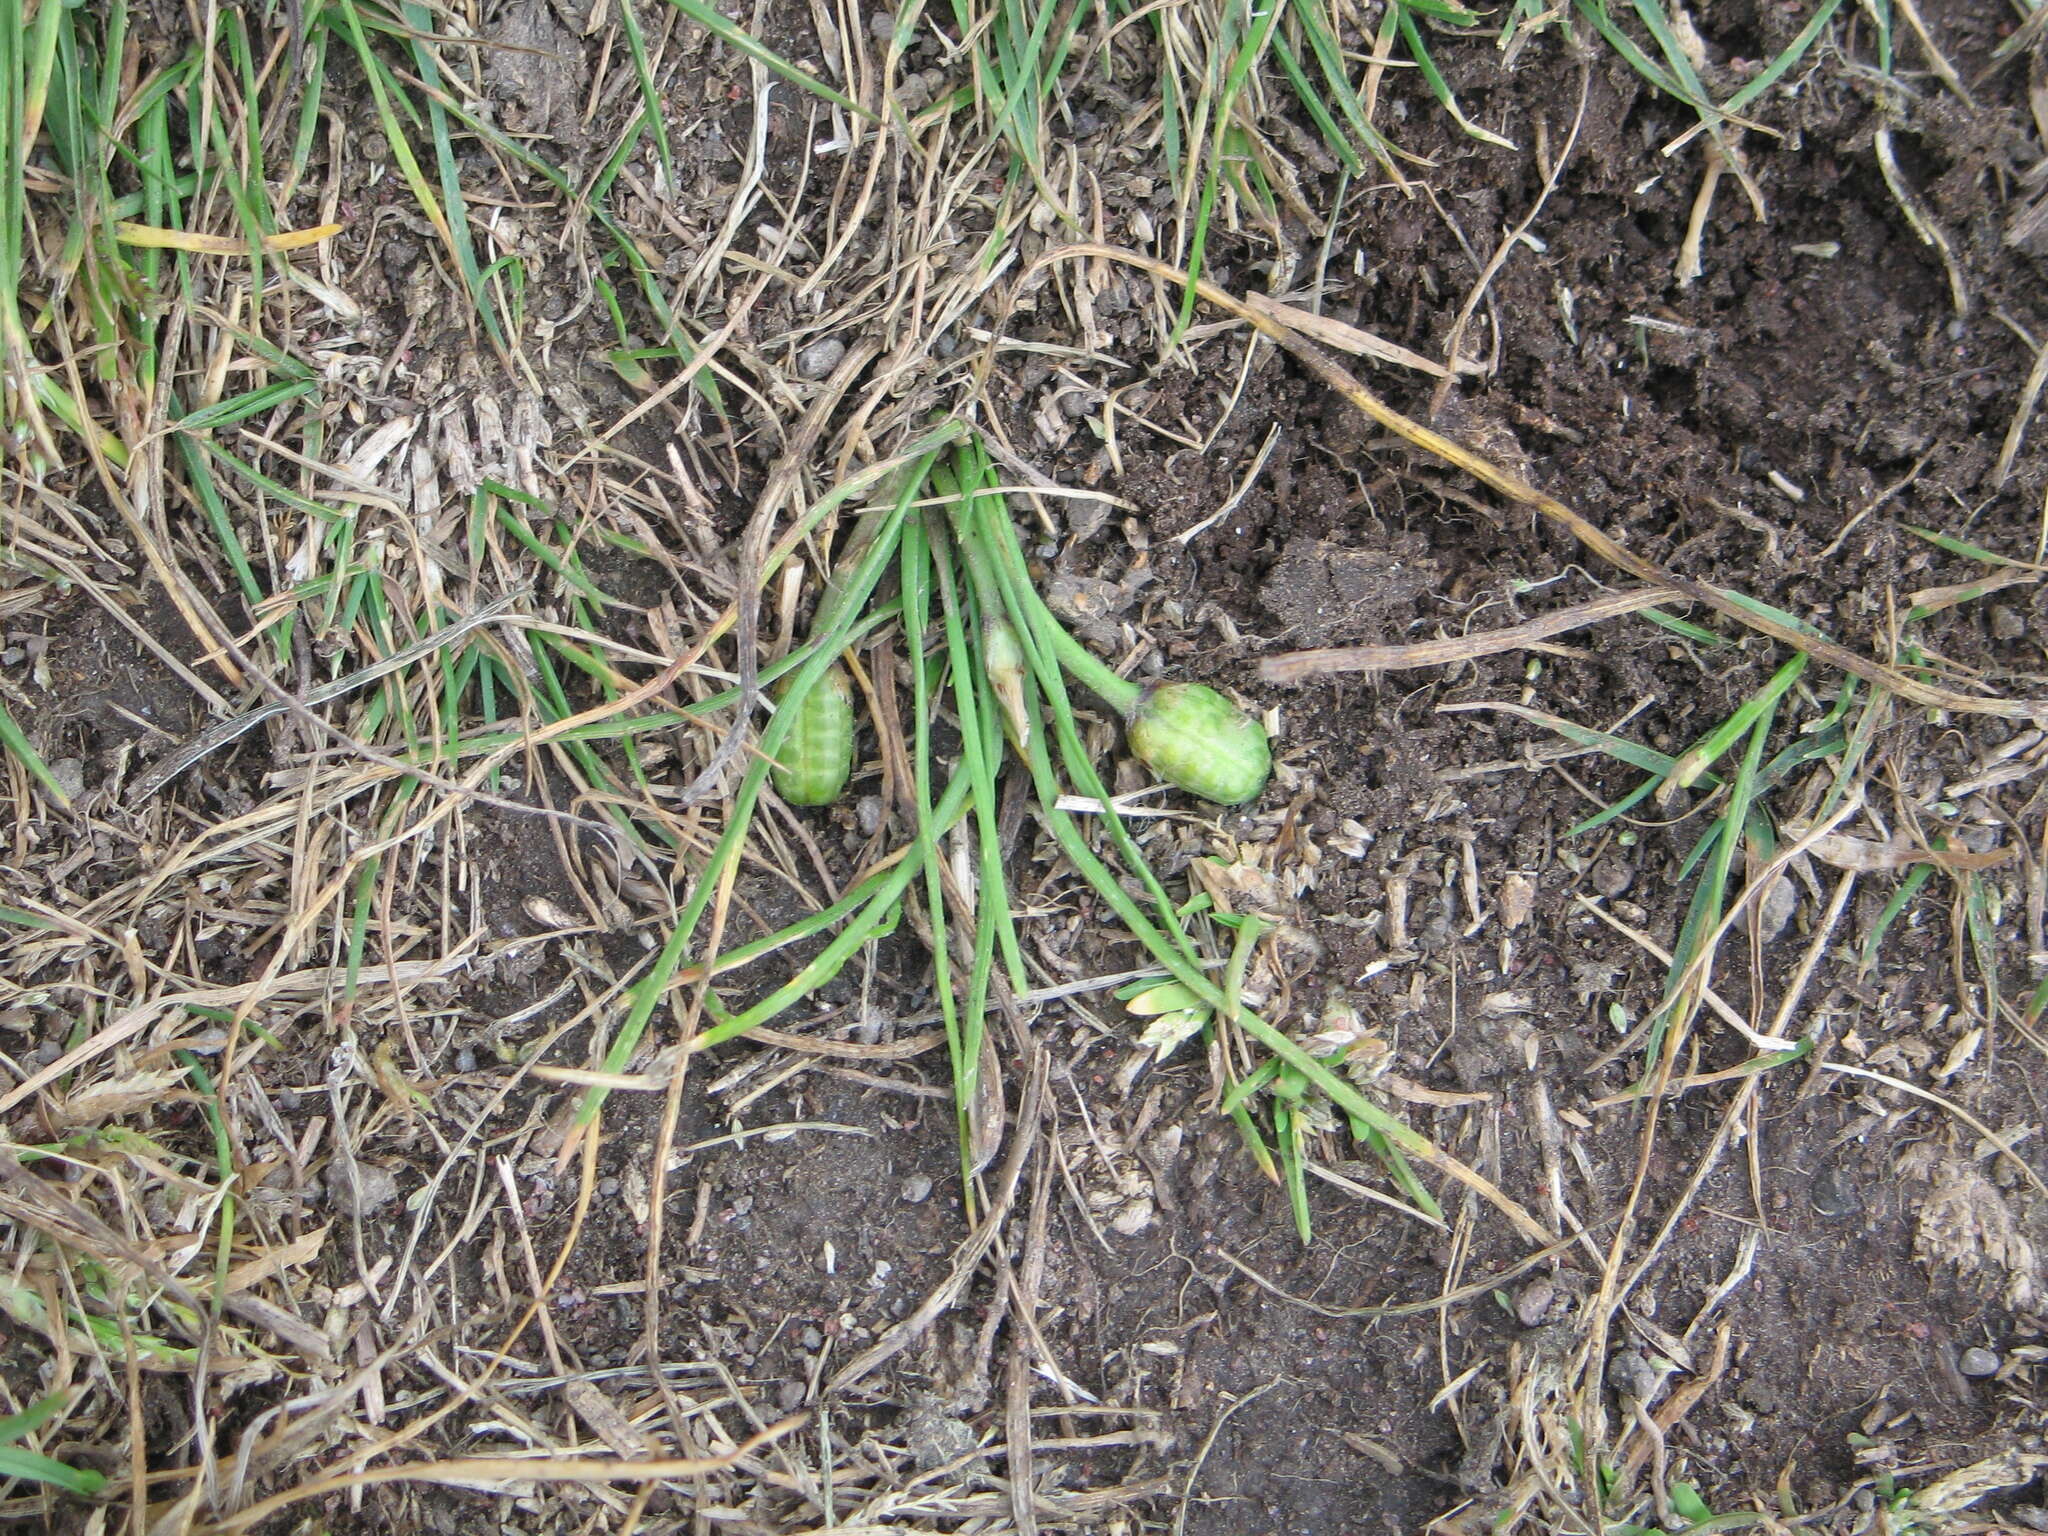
[1009, 626, 1548, 1241]
[936, 455, 1142, 717]
[1041, 618, 1141, 716]
[900, 515, 974, 1183]
[951, 448, 1207, 966]
[570, 452, 942, 1133]
[693, 773, 974, 1049]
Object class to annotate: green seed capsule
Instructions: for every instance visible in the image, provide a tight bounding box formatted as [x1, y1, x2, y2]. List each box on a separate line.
[770, 660, 856, 806]
[1126, 682, 1270, 806]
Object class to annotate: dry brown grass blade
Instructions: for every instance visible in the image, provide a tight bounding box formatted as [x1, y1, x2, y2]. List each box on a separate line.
[1001, 1151, 1058, 1536]
[640, 831, 741, 1458]
[1236, 295, 1469, 380]
[0, 1152, 330, 1363]
[0, 959, 463, 1117]
[1036, 243, 2048, 722]
[740, 1024, 947, 1059]
[1172, 1380, 1281, 1536]
[124, 590, 534, 802]
[1217, 1230, 1588, 1321]
[1875, 124, 1972, 318]
[208, 1127, 610, 1525]
[1260, 586, 1679, 684]
[1613, 1324, 1732, 1491]
[193, 1417, 806, 1533]
[1820, 1062, 2048, 1200]
[1430, 61, 1591, 404]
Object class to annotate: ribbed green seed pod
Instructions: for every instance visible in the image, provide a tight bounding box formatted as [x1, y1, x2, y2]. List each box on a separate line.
[1126, 682, 1270, 806]
[770, 661, 856, 806]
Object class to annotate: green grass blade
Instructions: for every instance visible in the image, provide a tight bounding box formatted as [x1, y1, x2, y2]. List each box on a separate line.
[613, 0, 677, 187]
[1627, 0, 1719, 108]
[0, 1444, 106, 1496]
[398, 0, 509, 356]
[0, 1388, 73, 1445]
[694, 791, 976, 1048]
[955, 446, 1204, 969]
[1664, 654, 1808, 791]
[176, 379, 317, 432]
[1964, 870, 2001, 1028]
[0, 694, 70, 808]
[571, 447, 953, 1133]
[930, 517, 1018, 1143]
[1639, 691, 1780, 1077]
[653, 0, 868, 116]
[0, 1386, 103, 1494]
[1859, 862, 1934, 974]
[1570, 0, 1689, 103]
[900, 512, 974, 1181]
[333, 3, 459, 274]
[1291, 0, 1396, 169]
[1275, 1090, 1312, 1243]
[1271, 31, 1364, 175]
[1901, 524, 2040, 570]
[1638, 608, 1727, 647]
[1171, 0, 1289, 341]
[1397, 5, 1514, 149]
[1719, 0, 1843, 116]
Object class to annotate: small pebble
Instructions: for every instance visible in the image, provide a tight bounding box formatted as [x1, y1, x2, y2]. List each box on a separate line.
[1270, 923, 1326, 971]
[796, 336, 847, 381]
[1810, 1165, 1861, 1218]
[1960, 1346, 2001, 1378]
[1955, 822, 2003, 855]
[1757, 874, 1799, 943]
[802, 1325, 824, 1351]
[867, 8, 895, 38]
[598, 1176, 620, 1198]
[901, 1174, 933, 1204]
[1110, 1196, 1155, 1235]
[49, 757, 85, 800]
[1608, 1348, 1666, 1403]
[1498, 871, 1536, 932]
[1515, 1277, 1556, 1328]
[455, 1045, 478, 1074]
[1590, 855, 1634, 899]
[330, 1162, 400, 1217]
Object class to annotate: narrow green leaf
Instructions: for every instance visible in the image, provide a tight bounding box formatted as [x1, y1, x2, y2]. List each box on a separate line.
[0, 1445, 106, 1496]
[654, 0, 869, 116]
[0, 695, 69, 808]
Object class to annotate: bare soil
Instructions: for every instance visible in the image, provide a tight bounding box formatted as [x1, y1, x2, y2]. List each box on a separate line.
[10, 0, 2048, 1531]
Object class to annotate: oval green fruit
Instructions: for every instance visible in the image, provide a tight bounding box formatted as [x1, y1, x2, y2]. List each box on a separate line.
[1126, 682, 1270, 805]
[770, 660, 856, 806]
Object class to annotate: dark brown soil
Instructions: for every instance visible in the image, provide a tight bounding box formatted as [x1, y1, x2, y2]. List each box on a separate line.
[12, 0, 2048, 1531]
